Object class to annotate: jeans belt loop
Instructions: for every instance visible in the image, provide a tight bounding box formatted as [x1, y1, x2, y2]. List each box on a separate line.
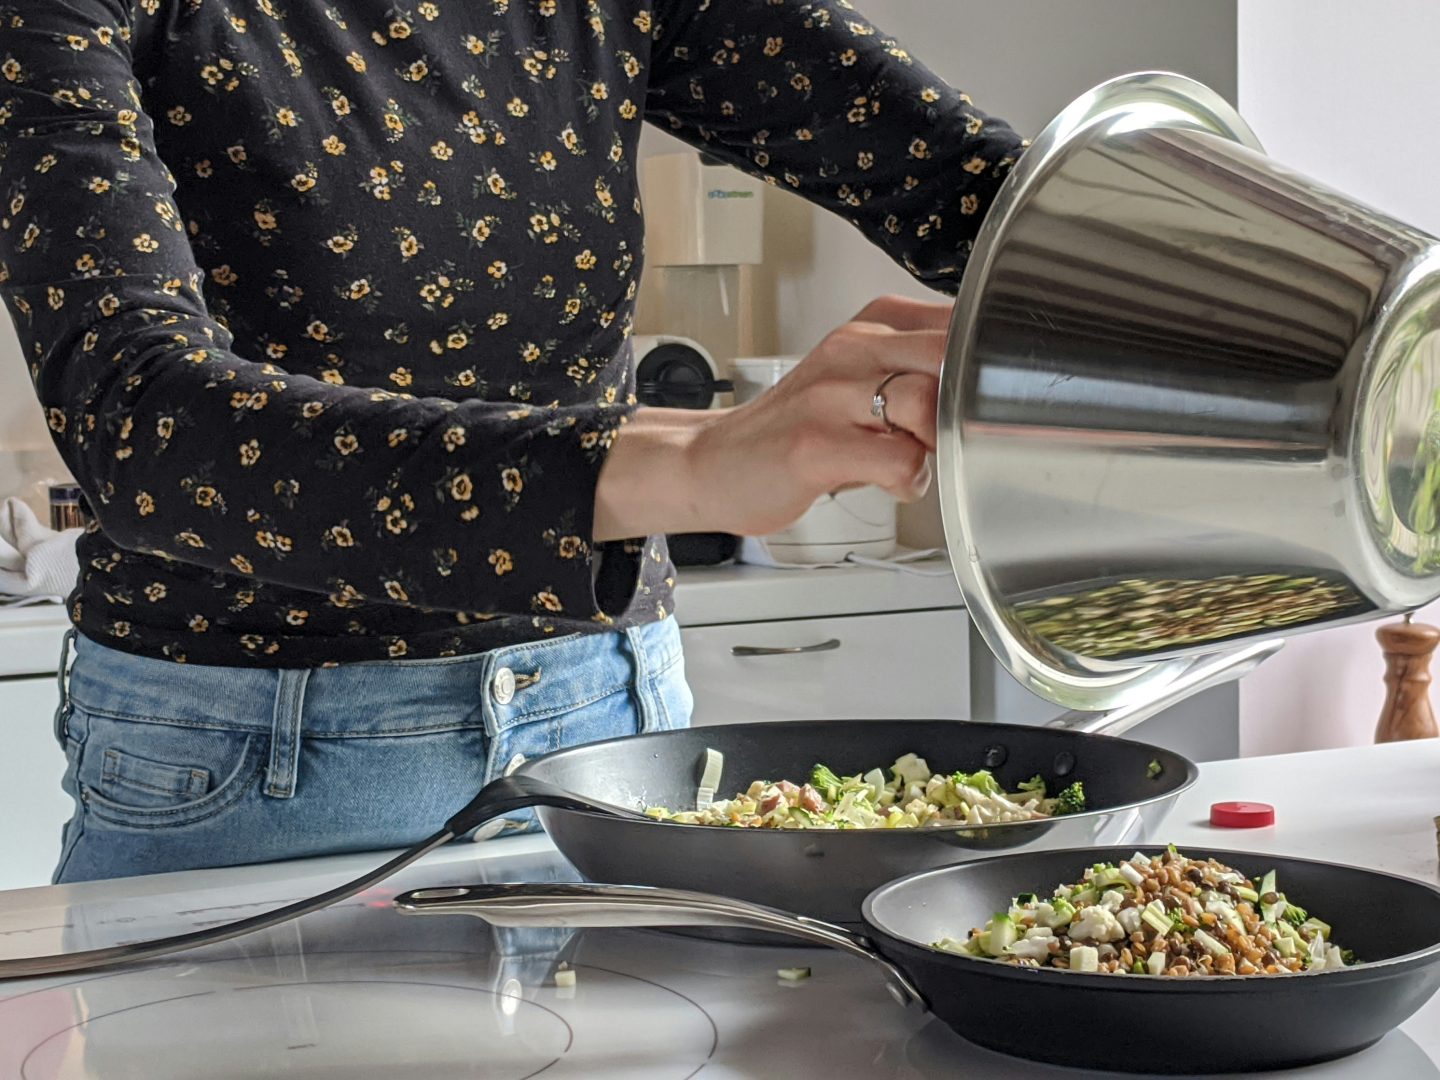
[265, 668, 311, 799]
[52, 627, 77, 746]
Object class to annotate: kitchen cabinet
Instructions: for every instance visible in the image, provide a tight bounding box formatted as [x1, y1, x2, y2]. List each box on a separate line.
[681, 609, 969, 725]
[0, 675, 69, 891]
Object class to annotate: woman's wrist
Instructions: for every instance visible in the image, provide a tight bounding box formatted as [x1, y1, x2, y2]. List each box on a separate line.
[593, 407, 722, 542]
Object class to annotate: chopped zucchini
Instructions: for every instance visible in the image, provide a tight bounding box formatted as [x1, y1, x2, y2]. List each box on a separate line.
[1299, 917, 1332, 941]
[985, 915, 1019, 957]
[1194, 929, 1231, 957]
[1070, 945, 1099, 973]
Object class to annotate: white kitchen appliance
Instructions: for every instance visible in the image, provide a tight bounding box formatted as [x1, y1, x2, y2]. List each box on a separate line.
[638, 152, 765, 368]
[630, 334, 738, 566]
[629, 334, 731, 412]
[732, 356, 898, 563]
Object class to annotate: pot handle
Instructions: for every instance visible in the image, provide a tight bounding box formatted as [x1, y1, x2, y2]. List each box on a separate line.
[1046, 638, 1283, 738]
[394, 881, 925, 1009]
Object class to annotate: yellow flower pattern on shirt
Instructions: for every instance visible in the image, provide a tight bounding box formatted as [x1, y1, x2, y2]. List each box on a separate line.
[0, 0, 1023, 665]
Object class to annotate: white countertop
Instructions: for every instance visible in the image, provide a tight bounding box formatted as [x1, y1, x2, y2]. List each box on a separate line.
[0, 602, 68, 679]
[1, 739, 1438, 1078]
[673, 555, 961, 626]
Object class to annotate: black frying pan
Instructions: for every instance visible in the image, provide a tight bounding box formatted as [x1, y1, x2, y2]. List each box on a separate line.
[395, 846, 1440, 1074]
[452, 717, 1197, 929]
[441, 645, 1276, 929]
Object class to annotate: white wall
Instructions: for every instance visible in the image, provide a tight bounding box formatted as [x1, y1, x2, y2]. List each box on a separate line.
[1237, 0, 1440, 755]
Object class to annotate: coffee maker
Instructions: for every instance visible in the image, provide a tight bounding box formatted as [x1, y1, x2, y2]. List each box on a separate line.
[630, 334, 736, 566]
[637, 151, 765, 370]
[634, 150, 765, 566]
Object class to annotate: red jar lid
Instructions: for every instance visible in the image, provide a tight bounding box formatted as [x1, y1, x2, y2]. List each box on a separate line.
[1210, 801, 1275, 828]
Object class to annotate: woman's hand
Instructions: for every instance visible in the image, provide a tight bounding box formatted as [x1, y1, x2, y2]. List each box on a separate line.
[594, 295, 950, 542]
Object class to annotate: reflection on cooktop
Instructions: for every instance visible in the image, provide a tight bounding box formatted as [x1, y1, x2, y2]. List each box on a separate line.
[2, 949, 720, 1080]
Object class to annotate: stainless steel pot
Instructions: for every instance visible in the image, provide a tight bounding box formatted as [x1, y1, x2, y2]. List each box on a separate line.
[939, 71, 1440, 709]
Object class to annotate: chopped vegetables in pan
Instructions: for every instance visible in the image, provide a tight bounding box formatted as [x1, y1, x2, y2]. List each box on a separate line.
[642, 754, 1086, 829]
[933, 849, 1355, 976]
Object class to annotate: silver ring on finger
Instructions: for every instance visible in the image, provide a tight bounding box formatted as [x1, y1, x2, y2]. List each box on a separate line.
[871, 371, 911, 434]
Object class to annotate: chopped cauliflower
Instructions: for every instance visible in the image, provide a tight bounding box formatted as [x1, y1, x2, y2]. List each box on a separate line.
[1005, 935, 1056, 961]
[1068, 904, 1126, 943]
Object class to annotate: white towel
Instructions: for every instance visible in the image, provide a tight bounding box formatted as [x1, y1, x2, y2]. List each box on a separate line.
[0, 498, 80, 601]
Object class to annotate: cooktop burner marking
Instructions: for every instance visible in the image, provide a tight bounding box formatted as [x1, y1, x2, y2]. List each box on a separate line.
[19, 979, 574, 1080]
[4, 948, 723, 1080]
[581, 963, 720, 1065]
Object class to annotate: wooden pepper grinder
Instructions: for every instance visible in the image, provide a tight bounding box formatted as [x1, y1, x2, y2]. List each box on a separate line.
[1375, 614, 1440, 743]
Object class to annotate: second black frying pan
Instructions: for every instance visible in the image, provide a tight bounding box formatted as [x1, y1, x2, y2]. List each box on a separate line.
[396, 846, 1440, 1074]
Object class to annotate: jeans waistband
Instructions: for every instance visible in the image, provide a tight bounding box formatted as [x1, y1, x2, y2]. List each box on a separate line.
[66, 618, 683, 738]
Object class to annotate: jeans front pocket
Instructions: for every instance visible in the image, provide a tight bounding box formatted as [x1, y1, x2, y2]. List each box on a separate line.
[74, 709, 265, 830]
[99, 747, 210, 808]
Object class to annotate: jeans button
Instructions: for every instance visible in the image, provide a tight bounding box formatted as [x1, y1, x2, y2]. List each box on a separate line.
[491, 666, 516, 706]
[472, 818, 507, 842]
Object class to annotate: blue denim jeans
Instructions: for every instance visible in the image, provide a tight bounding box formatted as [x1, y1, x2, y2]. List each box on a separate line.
[52, 618, 692, 883]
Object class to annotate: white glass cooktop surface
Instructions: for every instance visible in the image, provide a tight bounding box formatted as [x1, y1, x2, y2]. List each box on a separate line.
[0, 841, 1435, 1079]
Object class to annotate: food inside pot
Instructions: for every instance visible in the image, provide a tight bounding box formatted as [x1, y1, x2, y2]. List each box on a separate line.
[1013, 573, 1366, 658]
[643, 754, 1086, 829]
[933, 848, 1354, 976]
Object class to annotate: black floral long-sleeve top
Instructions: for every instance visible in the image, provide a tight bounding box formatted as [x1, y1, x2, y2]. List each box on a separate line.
[0, 0, 1025, 666]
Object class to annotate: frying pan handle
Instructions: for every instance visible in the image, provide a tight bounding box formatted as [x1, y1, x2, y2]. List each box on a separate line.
[1046, 639, 1283, 738]
[443, 773, 650, 836]
[394, 882, 926, 1009]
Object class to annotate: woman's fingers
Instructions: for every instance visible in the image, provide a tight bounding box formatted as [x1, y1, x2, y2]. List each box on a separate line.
[852, 294, 954, 333]
[819, 322, 947, 377]
[865, 372, 938, 450]
[820, 426, 933, 503]
[791, 321, 943, 449]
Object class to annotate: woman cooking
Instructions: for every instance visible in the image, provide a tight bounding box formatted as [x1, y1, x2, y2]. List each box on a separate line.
[0, 0, 1025, 882]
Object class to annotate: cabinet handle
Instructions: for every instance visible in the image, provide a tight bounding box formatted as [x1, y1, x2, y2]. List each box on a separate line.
[731, 638, 841, 657]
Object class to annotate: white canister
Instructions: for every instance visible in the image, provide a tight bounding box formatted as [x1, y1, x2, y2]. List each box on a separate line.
[728, 356, 897, 562]
[731, 356, 803, 405]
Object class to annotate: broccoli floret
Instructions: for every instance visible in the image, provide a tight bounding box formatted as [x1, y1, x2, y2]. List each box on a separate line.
[1340, 948, 1357, 966]
[1053, 781, 1086, 815]
[1146, 759, 1163, 779]
[1017, 774, 1047, 798]
[810, 764, 845, 800]
[1283, 903, 1309, 927]
[953, 769, 1001, 795]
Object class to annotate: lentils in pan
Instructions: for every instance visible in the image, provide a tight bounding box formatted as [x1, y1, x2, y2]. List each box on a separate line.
[933, 849, 1355, 976]
[1013, 573, 1365, 658]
